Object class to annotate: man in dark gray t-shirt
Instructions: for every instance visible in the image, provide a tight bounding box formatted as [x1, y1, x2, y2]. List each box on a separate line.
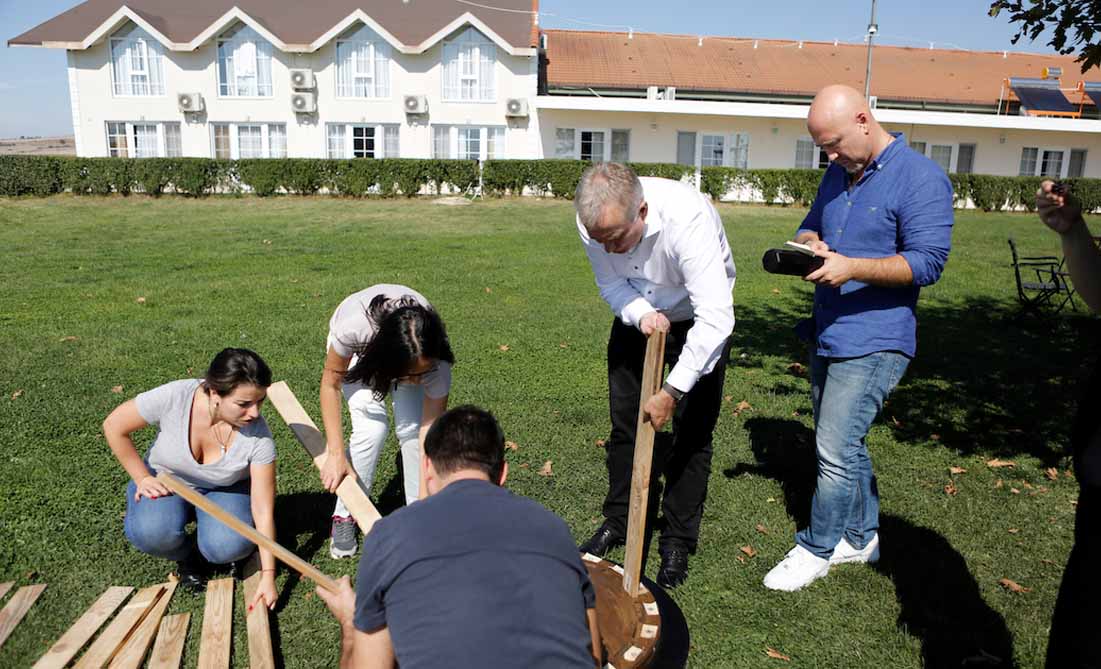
[319, 406, 599, 669]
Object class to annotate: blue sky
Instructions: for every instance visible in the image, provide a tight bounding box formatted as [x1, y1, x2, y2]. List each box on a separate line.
[0, 0, 1070, 138]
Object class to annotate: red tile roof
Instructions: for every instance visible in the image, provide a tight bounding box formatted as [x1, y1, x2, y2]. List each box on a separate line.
[543, 29, 1101, 107]
[9, 0, 538, 50]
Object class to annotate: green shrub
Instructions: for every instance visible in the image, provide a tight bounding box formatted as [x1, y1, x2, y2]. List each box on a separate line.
[170, 158, 227, 196]
[236, 159, 283, 197]
[131, 159, 172, 196]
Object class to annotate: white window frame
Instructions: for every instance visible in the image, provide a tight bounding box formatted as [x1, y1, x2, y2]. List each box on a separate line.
[335, 26, 390, 99]
[929, 144, 954, 173]
[1069, 148, 1088, 178]
[208, 123, 286, 159]
[1019, 146, 1071, 178]
[217, 25, 274, 98]
[682, 130, 749, 169]
[325, 123, 401, 159]
[554, 127, 618, 161]
[956, 143, 977, 174]
[104, 121, 180, 158]
[109, 29, 165, 97]
[430, 125, 506, 160]
[909, 141, 977, 173]
[441, 27, 496, 103]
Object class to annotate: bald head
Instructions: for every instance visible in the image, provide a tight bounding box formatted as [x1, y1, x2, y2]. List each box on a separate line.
[806, 84, 892, 176]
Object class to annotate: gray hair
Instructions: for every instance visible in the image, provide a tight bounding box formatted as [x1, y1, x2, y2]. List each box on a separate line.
[574, 162, 644, 231]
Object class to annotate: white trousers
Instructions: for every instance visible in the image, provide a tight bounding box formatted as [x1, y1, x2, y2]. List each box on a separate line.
[333, 381, 423, 515]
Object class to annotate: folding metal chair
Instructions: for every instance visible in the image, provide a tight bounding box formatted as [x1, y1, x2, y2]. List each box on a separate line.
[1008, 238, 1077, 313]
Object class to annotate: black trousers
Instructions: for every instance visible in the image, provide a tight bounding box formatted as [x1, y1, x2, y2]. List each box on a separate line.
[601, 318, 730, 553]
[1046, 485, 1101, 669]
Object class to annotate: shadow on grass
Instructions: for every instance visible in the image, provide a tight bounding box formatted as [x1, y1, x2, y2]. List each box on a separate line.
[731, 417, 1016, 667]
[731, 296, 1100, 465]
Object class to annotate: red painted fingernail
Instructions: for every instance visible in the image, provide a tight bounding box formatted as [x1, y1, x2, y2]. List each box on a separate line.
[248, 604, 253, 612]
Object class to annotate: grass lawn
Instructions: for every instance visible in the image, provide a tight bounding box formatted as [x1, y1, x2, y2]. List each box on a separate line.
[0, 194, 1097, 668]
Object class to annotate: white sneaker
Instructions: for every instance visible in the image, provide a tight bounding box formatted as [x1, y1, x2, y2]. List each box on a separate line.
[763, 545, 830, 592]
[830, 535, 880, 565]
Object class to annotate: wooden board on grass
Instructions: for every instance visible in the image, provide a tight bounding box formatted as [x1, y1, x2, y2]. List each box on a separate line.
[109, 581, 177, 669]
[622, 330, 666, 597]
[147, 614, 189, 669]
[267, 381, 382, 533]
[197, 578, 233, 669]
[0, 583, 13, 600]
[0, 584, 48, 649]
[74, 584, 165, 669]
[33, 586, 134, 669]
[240, 555, 275, 669]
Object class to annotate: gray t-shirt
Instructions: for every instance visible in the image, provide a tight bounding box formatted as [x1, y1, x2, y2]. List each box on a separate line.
[136, 379, 276, 489]
[326, 284, 451, 399]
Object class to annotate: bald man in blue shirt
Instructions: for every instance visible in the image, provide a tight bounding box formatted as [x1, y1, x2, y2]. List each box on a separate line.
[764, 85, 954, 592]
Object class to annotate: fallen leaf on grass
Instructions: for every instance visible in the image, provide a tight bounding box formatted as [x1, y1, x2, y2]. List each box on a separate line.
[950, 466, 967, 475]
[262, 239, 272, 245]
[1041, 558, 1057, 566]
[519, 463, 529, 469]
[303, 591, 314, 600]
[24, 570, 37, 580]
[484, 287, 492, 293]
[538, 460, 553, 477]
[944, 481, 958, 496]
[504, 441, 519, 451]
[740, 545, 757, 558]
[1010, 488, 1021, 495]
[771, 288, 781, 295]
[733, 400, 752, 416]
[1065, 470, 1075, 480]
[111, 385, 124, 394]
[787, 362, 806, 376]
[736, 554, 746, 564]
[1045, 467, 1059, 481]
[498, 344, 510, 352]
[766, 497, 777, 503]
[755, 523, 769, 535]
[1008, 528, 1020, 534]
[1022, 481, 1034, 490]
[10, 389, 23, 400]
[930, 433, 941, 442]
[59, 336, 78, 343]
[559, 342, 569, 349]
[594, 439, 606, 448]
[987, 458, 1016, 469]
[791, 410, 801, 417]
[765, 647, 791, 661]
[995, 479, 1004, 489]
[999, 578, 1031, 593]
[724, 395, 732, 402]
[135, 296, 146, 304]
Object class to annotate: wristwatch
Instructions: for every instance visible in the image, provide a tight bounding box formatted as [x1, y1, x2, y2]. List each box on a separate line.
[661, 382, 686, 403]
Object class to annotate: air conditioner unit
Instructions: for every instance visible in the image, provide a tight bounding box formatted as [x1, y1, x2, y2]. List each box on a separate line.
[868, 95, 878, 109]
[291, 91, 317, 113]
[647, 85, 659, 100]
[403, 95, 428, 114]
[177, 92, 204, 113]
[290, 68, 315, 90]
[664, 87, 676, 101]
[505, 97, 529, 117]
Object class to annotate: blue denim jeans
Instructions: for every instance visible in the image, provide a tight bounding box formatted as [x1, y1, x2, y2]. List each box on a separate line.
[795, 350, 910, 559]
[124, 469, 255, 565]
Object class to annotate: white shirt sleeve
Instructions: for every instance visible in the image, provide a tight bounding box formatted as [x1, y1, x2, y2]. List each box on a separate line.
[578, 218, 655, 328]
[664, 201, 736, 393]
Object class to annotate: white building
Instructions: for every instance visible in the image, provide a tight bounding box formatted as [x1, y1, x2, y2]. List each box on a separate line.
[10, 1, 1101, 180]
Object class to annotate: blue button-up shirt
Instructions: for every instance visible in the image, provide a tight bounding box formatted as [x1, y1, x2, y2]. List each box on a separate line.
[795, 133, 954, 359]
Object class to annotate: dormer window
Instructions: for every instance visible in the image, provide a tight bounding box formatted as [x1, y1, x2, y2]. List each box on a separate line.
[110, 25, 165, 96]
[442, 27, 495, 102]
[335, 25, 390, 98]
[217, 25, 273, 97]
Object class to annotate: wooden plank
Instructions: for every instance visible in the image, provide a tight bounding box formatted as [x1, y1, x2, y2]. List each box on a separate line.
[157, 472, 339, 593]
[197, 578, 233, 669]
[622, 330, 666, 597]
[146, 614, 189, 669]
[266, 380, 382, 534]
[0, 582, 13, 600]
[0, 584, 48, 649]
[74, 584, 165, 669]
[109, 582, 177, 669]
[33, 586, 134, 669]
[240, 554, 275, 669]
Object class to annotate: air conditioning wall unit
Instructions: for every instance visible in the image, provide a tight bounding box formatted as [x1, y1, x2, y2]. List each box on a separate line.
[505, 97, 529, 117]
[290, 68, 315, 90]
[403, 95, 428, 114]
[646, 86, 676, 101]
[291, 91, 317, 113]
[664, 86, 676, 101]
[868, 95, 878, 109]
[177, 92, 205, 113]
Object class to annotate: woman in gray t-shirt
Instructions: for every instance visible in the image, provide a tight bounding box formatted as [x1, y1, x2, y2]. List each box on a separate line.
[103, 348, 278, 607]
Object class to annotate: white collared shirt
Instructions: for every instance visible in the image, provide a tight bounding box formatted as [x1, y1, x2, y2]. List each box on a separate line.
[578, 177, 736, 392]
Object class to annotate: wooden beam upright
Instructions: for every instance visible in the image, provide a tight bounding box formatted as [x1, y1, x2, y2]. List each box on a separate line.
[33, 586, 134, 669]
[156, 472, 339, 593]
[266, 381, 382, 534]
[622, 330, 666, 597]
[0, 583, 13, 600]
[0, 584, 48, 649]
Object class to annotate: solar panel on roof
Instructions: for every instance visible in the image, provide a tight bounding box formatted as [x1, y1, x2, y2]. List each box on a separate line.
[1083, 82, 1101, 110]
[1008, 77, 1078, 113]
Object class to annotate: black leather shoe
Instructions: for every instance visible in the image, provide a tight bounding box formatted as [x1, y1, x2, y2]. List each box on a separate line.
[579, 522, 625, 557]
[656, 548, 690, 589]
[176, 554, 207, 594]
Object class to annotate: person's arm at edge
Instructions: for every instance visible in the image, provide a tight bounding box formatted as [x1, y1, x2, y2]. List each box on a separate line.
[103, 399, 171, 500]
[416, 393, 448, 500]
[248, 461, 278, 610]
[316, 576, 396, 669]
[320, 346, 353, 492]
[579, 219, 655, 327]
[1038, 180, 1101, 311]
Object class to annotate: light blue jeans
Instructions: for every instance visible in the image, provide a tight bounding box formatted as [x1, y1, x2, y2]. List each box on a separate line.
[124, 469, 254, 564]
[795, 350, 910, 560]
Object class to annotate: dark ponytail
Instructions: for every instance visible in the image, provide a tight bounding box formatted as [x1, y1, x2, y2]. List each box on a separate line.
[203, 348, 273, 396]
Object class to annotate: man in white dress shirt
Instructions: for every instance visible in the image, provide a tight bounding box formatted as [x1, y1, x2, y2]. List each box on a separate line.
[574, 162, 736, 588]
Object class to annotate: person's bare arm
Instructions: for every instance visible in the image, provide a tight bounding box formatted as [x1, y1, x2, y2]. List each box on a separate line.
[103, 400, 170, 500]
[320, 347, 353, 492]
[415, 394, 448, 499]
[248, 462, 278, 610]
[804, 251, 914, 288]
[1038, 181, 1101, 312]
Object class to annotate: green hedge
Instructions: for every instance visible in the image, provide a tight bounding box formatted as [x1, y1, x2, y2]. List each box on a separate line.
[3, 155, 1101, 211]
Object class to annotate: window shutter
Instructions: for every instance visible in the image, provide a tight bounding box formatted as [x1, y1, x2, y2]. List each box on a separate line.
[479, 43, 495, 100]
[443, 43, 460, 100]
